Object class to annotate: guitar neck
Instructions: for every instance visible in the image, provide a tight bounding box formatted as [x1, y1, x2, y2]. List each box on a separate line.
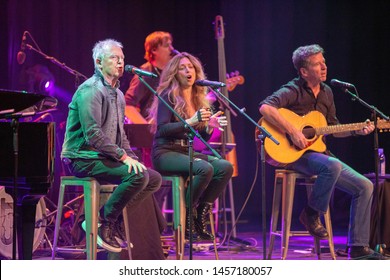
[315, 122, 368, 135]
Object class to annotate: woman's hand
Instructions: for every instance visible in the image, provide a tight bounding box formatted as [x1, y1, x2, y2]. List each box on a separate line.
[186, 108, 212, 126]
[208, 111, 227, 131]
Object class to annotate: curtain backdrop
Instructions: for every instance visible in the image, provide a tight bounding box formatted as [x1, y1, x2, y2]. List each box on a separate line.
[2, 0, 389, 228]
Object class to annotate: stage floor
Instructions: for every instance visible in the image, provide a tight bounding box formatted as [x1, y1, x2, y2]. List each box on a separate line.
[29, 225, 352, 260]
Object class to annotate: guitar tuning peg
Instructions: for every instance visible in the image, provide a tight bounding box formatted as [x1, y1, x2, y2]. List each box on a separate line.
[234, 70, 239, 76]
[226, 73, 230, 78]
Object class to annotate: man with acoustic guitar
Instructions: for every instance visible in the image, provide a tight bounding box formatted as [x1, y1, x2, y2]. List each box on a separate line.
[259, 44, 385, 260]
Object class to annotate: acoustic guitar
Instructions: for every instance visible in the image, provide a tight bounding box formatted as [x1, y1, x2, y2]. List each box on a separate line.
[256, 108, 390, 166]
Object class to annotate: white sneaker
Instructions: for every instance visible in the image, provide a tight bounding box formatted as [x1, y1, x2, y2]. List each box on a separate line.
[81, 221, 122, 253]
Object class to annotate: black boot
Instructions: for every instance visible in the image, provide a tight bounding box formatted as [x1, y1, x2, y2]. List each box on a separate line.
[97, 221, 122, 252]
[113, 220, 128, 248]
[185, 207, 200, 241]
[194, 202, 214, 241]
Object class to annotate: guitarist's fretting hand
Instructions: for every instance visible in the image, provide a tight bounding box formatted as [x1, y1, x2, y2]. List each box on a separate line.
[353, 121, 374, 136]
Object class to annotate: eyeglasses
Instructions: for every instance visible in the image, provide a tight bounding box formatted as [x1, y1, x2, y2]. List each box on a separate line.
[108, 54, 125, 63]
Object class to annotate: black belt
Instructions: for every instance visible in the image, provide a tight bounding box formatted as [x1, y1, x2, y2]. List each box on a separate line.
[155, 139, 189, 147]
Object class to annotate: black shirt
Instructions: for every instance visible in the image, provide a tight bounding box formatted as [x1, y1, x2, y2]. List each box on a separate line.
[125, 61, 160, 120]
[259, 76, 339, 125]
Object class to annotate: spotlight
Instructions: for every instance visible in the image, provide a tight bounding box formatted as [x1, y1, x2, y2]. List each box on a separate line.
[26, 64, 55, 94]
[41, 76, 54, 92]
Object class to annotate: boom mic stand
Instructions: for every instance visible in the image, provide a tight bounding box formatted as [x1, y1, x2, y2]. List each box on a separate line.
[209, 86, 279, 260]
[21, 31, 87, 88]
[342, 87, 389, 254]
[136, 76, 222, 260]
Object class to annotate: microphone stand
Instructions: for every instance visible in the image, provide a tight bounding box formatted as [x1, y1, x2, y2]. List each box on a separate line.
[210, 89, 258, 248]
[207, 88, 239, 245]
[343, 88, 389, 254]
[208, 87, 279, 259]
[210, 90, 238, 118]
[24, 43, 87, 88]
[136, 76, 222, 260]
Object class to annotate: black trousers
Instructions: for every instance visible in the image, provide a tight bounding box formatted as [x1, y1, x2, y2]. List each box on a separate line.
[68, 158, 162, 222]
[152, 147, 233, 206]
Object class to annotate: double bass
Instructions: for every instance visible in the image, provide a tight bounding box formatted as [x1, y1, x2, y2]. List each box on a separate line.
[193, 16, 243, 176]
[214, 15, 239, 176]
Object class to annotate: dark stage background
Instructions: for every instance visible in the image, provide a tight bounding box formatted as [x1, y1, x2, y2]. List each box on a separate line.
[2, 0, 389, 232]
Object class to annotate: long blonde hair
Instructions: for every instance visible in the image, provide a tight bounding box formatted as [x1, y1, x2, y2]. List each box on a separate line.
[149, 52, 210, 131]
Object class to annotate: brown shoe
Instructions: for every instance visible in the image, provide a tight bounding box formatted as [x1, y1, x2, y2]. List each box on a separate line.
[299, 208, 329, 240]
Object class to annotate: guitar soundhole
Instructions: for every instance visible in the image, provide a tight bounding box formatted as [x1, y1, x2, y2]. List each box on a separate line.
[302, 126, 316, 140]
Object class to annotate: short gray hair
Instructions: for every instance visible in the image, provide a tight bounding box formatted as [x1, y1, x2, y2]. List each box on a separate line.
[292, 44, 324, 73]
[92, 39, 123, 71]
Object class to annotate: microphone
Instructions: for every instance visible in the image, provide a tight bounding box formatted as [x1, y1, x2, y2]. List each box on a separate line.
[330, 79, 355, 89]
[171, 49, 180, 56]
[125, 65, 158, 78]
[17, 31, 27, 65]
[195, 79, 226, 88]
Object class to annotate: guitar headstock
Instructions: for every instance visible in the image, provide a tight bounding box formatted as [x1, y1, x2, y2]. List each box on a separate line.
[378, 118, 390, 132]
[226, 71, 245, 92]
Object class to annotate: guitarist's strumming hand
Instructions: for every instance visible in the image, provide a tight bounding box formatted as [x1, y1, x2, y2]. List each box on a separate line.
[290, 128, 309, 150]
[260, 104, 308, 149]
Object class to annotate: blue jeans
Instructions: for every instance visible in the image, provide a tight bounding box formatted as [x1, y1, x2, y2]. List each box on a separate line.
[68, 158, 162, 223]
[286, 152, 373, 247]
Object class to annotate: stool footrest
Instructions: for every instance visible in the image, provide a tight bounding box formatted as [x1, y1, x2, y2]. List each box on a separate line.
[270, 230, 312, 237]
